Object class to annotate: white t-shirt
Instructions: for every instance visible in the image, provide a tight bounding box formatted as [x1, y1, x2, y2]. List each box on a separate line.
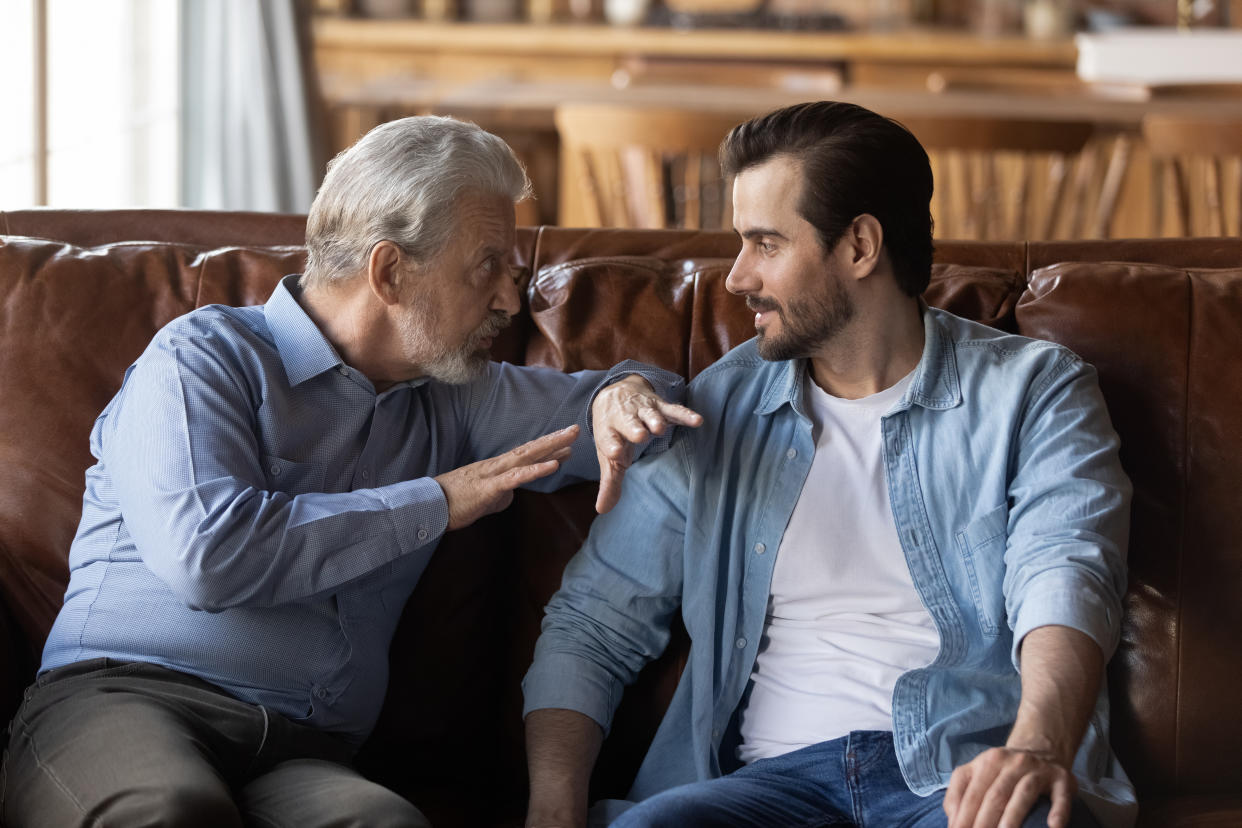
[737, 369, 940, 764]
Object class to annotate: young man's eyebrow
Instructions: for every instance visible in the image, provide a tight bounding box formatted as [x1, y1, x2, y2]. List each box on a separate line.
[737, 228, 788, 242]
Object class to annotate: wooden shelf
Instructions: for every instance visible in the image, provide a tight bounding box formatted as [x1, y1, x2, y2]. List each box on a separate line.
[313, 17, 1077, 70]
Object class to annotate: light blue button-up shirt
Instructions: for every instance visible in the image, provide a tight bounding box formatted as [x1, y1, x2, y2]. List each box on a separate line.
[524, 307, 1136, 827]
[42, 275, 682, 744]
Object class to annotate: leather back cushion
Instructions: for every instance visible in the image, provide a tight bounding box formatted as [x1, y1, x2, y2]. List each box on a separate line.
[1017, 263, 1242, 798]
[0, 236, 300, 648]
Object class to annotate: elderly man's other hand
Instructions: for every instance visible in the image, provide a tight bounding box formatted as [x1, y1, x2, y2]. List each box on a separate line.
[435, 426, 579, 531]
[592, 375, 703, 514]
[944, 746, 1077, 828]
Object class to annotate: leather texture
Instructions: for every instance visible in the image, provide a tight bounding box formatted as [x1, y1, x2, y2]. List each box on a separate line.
[1, 210, 1239, 827]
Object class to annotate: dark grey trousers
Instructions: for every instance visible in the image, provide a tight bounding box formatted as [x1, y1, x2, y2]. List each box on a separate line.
[1, 658, 430, 828]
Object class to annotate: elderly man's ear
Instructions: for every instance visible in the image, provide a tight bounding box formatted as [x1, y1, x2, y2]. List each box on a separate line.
[366, 240, 416, 307]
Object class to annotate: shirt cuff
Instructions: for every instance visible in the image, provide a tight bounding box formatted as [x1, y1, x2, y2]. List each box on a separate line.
[522, 649, 623, 735]
[378, 476, 451, 557]
[1009, 566, 1120, 670]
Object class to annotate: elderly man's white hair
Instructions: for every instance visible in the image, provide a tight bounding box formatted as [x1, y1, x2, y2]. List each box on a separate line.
[303, 116, 532, 287]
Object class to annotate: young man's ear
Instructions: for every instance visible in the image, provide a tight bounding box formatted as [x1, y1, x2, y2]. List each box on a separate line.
[366, 240, 412, 306]
[841, 214, 884, 280]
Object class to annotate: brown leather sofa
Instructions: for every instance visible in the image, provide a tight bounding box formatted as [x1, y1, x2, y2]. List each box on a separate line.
[1, 209, 1240, 828]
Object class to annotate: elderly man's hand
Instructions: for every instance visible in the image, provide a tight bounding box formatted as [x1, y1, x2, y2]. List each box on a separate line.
[435, 426, 579, 531]
[944, 746, 1077, 828]
[591, 375, 702, 514]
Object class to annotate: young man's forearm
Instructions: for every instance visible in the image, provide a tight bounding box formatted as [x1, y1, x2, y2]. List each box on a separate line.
[1007, 624, 1103, 764]
[525, 708, 605, 828]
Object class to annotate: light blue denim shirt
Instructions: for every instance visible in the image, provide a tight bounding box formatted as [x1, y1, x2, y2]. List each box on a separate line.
[42, 275, 682, 744]
[524, 307, 1136, 827]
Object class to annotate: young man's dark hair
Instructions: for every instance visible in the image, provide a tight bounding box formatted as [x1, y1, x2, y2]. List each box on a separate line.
[720, 101, 935, 297]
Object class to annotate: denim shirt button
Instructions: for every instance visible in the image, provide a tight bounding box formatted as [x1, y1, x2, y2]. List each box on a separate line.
[735, 637, 746, 649]
[753, 542, 766, 555]
[314, 687, 328, 700]
[416, 528, 429, 541]
[786, 448, 797, 460]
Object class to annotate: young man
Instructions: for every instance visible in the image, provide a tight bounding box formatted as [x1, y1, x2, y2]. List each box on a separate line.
[524, 102, 1135, 828]
[1, 116, 700, 828]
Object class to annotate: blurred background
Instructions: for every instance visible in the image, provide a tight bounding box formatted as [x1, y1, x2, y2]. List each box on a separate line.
[3, 0, 1241, 238]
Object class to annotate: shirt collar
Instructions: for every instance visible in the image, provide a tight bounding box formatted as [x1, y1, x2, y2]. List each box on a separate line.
[753, 305, 962, 417]
[264, 274, 346, 387]
[755, 356, 806, 417]
[902, 305, 962, 411]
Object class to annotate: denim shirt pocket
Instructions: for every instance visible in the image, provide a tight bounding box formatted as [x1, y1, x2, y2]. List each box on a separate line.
[954, 502, 1009, 637]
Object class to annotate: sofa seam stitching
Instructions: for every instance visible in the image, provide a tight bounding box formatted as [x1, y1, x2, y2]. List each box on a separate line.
[1173, 266, 1193, 789]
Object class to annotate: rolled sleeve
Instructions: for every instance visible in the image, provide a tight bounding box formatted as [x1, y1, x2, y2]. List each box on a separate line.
[1003, 355, 1130, 670]
[521, 647, 624, 733]
[1009, 563, 1121, 670]
[522, 437, 691, 733]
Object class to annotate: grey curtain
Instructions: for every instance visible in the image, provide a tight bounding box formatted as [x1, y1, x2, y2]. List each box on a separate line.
[181, 0, 322, 212]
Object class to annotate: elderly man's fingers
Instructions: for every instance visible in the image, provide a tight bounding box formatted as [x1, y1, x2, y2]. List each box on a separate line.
[636, 406, 668, 437]
[503, 458, 563, 490]
[499, 426, 579, 467]
[656, 401, 704, 428]
[595, 462, 623, 515]
[594, 442, 633, 514]
[597, 429, 632, 462]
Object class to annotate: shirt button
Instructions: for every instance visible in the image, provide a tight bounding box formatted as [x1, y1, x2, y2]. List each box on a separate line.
[735, 637, 746, 649]
[270, 464, 281, 476]
[314, 687, 328, 700]
[786, 448, 797, 460]
[416, 528, 429, 541]
[753, 542, 766, 555]
[338, 366, 348, 376]
[361, 469, 369, 480]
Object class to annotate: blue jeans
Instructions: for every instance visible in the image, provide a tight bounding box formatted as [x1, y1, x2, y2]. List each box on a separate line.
[608, 731, 1101, 828]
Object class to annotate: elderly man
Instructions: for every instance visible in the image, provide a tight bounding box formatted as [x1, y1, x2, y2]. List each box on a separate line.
[1, 116, 699, 828]
[523, 102, 1136, 828]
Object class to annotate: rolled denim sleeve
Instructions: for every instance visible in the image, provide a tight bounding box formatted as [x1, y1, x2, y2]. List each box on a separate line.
[1003, 354, 1131, 669]
[522, 436, 691, 732]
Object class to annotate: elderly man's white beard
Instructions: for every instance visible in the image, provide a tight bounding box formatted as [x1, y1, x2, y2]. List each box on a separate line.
[398, 306, 511, 385]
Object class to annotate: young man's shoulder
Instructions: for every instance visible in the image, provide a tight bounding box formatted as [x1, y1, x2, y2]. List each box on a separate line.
[931, 307, 1083, 372]
[689, 338, 770, 386]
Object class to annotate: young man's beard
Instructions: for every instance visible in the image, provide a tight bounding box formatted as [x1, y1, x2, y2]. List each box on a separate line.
[752, 271, 855, 362]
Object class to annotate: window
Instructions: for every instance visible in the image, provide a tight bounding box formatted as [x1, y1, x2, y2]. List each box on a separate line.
[0, 0, 180, 209]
